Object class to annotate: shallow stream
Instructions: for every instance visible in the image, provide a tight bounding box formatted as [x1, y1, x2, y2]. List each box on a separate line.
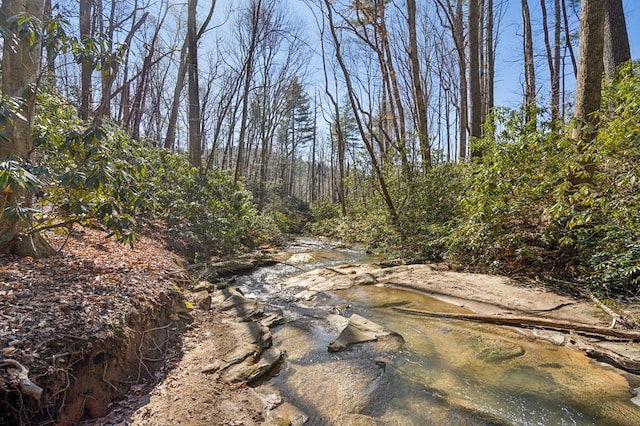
[236, 238, 640, 425]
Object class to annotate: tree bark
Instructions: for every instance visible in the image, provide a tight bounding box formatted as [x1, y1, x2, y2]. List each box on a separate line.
[485, 0, 495, 122]
[164, 41, 188, 150]
[187, 0, 202, 167]
[603, 0, 630, 80]
[562, 0, 578, 79]
[571, 0, 605, 185]
[522, 0, 536, 130]
[553, 0, 561, 123]
[541, 0, 559, 124]
[79, 0, 93, 120]
[573, 0, 605, 143]
[468, 0, 483, 157]
[0, 0, 55, 257]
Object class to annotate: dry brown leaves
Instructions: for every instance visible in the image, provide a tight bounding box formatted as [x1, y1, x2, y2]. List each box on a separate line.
[0, 226, 182, 395]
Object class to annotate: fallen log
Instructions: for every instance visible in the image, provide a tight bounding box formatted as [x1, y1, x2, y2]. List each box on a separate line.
[394, 307, 640, 341]
[571, 340, 640, 373]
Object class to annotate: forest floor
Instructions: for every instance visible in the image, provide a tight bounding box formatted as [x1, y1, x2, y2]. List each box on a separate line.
[3, 228, 640, 425]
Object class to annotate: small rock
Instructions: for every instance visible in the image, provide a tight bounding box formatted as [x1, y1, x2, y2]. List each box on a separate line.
[201, 362, 221, 374]
[194, 291, 212, 310]
[261, 392, 283, 410]
[192, 281, 215, 292]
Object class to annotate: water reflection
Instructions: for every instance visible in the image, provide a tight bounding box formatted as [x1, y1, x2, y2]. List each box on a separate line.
[335, 285, 640, 425]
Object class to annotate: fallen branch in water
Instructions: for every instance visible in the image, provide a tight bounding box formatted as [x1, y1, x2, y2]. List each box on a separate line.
[393, 307, 640, 341]
[0, 359, 43, 400]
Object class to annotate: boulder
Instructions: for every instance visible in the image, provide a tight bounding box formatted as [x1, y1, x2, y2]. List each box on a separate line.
[328, 314, 397, 352]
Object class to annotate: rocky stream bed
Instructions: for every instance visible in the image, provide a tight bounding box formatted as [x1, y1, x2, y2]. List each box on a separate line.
[3, 235, 640, 425]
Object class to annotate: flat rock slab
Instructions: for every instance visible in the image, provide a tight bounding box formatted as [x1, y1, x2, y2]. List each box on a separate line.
[284, 264, 608, 326]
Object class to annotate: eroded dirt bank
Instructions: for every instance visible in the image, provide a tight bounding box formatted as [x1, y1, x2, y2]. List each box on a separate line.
[0, 228, 188, 425]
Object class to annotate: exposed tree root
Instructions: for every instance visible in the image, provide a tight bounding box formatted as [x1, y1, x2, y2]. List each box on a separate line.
[0, 359, 43, 400]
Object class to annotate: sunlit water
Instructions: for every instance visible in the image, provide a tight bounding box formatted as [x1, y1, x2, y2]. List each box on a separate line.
[235, 239, 640, 425]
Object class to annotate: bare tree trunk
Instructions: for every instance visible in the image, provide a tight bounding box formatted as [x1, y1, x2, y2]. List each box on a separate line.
[79, 0, 93, 120]
[485, 0, 495, 123]
[452, 0, 467, 161]
[522, 0, 536, 130]
[235, 0, 261, 181]
[323, 0, 397, 224]
[187, 0, 202, 167]
[572, 0, 605, 185]
[541, 0, 559, 124]
[164, 42, 188, 150]
[407, 0, 431, 170]
[574, 0, 605, 143]
[553, 0, 561, 124]
[165, 0, 216, 151]
[435, 0, 468, 161]
[603, 0, 630, 80]
[469, 0, 483, 157]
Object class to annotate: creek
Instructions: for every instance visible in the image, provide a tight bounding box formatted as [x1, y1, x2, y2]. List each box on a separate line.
[236, 238, 640, 425]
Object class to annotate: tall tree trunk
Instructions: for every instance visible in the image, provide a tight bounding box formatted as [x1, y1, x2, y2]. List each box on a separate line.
[187, 0, 202, 167]
[235, 0, 261, 181]
[603, 0, 630, 80]
[376, 1, 410, 178]
[407, 0, 431, 170]
[485, 0, 495, 123]
[574, 0, 605, 137]
[552, 0, 561, 124]
[468, 0, 483, 157]
[572, 0, 605, 183]
[164, 42, 188, 150]
[323, 0, 397, 223]
[165, 0, 216, 151]
[442, 0, 468, 161]
[541, 0, 559, 124]
[522, 0, 536, 130]
[79, 0, 93, 120]
[0, 0, 55, 257]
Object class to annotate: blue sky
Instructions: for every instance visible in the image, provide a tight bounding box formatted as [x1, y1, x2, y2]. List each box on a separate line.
[492, 0, 640, 107]
[212, 0, 640, 109]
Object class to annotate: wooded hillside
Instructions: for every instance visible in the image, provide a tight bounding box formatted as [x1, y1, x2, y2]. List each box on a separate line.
[0, 0, 638, 296]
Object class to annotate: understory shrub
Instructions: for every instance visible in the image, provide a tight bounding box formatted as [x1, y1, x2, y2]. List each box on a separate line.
[25, 90, 268, 259]
[446, 108, 567, 275]
[448, 62, 640, 296]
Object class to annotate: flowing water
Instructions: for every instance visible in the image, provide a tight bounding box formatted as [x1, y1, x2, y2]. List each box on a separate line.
[236, 238, 640, 425]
